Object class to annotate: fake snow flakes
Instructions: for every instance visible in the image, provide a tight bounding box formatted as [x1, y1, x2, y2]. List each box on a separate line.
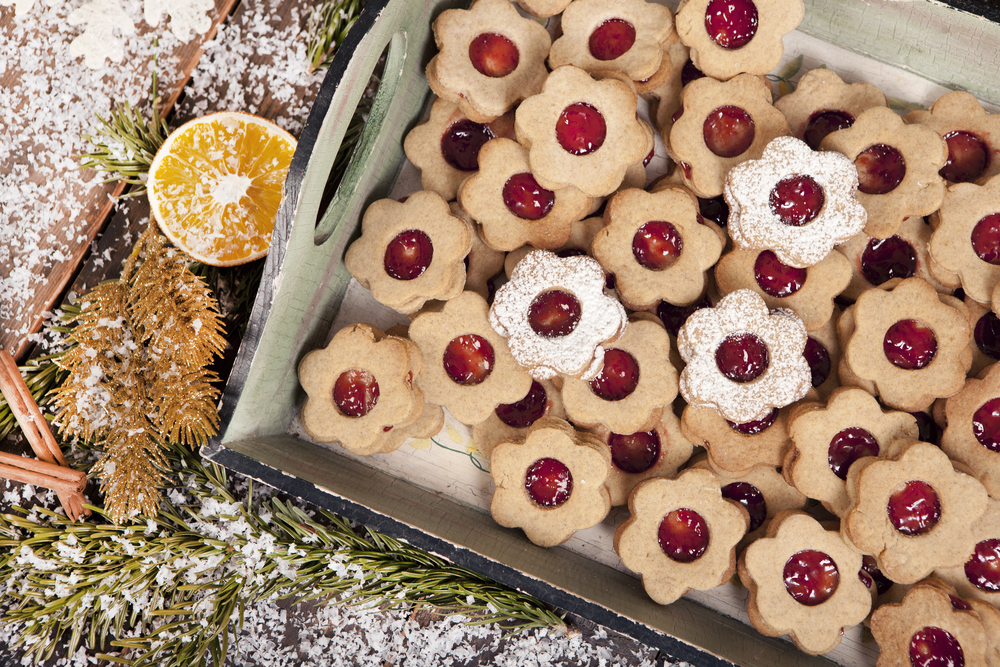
[67, 0, 136, 69]
[143, 0, 213, 43]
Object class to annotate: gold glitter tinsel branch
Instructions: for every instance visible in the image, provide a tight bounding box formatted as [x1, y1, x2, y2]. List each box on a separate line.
[52, 224, 226, 523]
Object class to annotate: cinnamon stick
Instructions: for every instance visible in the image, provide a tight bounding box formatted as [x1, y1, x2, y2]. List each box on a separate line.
[0, 450, 87, 490]
[0, 462, 85, 496]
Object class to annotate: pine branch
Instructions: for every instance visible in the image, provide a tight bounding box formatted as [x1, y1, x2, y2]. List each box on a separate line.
[306, 0, 366, 73]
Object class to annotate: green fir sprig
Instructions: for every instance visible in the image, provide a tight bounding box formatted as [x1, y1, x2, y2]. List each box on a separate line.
[306, 0, 366, 72]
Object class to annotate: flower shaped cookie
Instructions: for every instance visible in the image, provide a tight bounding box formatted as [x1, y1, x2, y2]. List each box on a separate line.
[929, 174, 1000, 305]
[785, 387, 918, 517]
[515, 66, 651, 197]
[490, 250, 628, 381]
[647, 31, 689, 140]
[449, 203, 505, 302]
[668, 74, 790, 199]
[427, 0, 552, 123]
[677, 289, 811, 424]
[548, 0, 674, 82]
[959, 295, 1000, 379]
[560, 316, 678, 434]
[739, 511, 871, 655]
[726, 136, 867, 268]
[514, 0, 571, 18]
[773, 68, 887, 150]
[934, 498, 1000, 607]
[714, 247, 851, 331]
[841, 278, 971, 412]
[504, 216, 605, 277]
[843, 439, 988, 584]
[675, 0, 803, 81]
[490, 418, 611, 547]
[471, 379, 566, 459]
[906, 91, 1000, 185]
[615, 468, 749, 605]
[681, 402, 793, 474]
[458, 138, 592, 252]
[941, 362, 1000, 498]
[591, 185, 724, 310]
[344, 191, 472, 315]
[820, 106, 947, 239]
[803, 315, 841, 401]
[298, 324, 424, 455]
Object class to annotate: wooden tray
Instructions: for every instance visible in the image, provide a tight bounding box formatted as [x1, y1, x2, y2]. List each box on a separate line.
[204, 1, 1000, 664]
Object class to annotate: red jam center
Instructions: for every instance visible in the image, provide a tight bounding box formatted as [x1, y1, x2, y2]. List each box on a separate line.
[827, 427, 880, 480]
[443, 334, 495, 386]
[503, 172, 555, 220]
[658, 508, 710, 563]
[656, 294, 713, 337]
[441, 120, 494, 171]
[909, 627, 965, 667]
[681, 59, 706, 86]
[769, 175, 825, 227]
[632, 221, 683, 271]
[333, 369, 380, 418]
[783, 550, 840, 606]
[698, 195, 729, 226]
[861, 236, 917, 286]
[804, 337, 831, 388]
[974, 312, 1000, 359]
[727, 407, 778, 435]
[589, 348, 640, 401]
[721, 481, 767, 532]
[754, 249, 807, 298]
[589, 18, 636, 61]
[384, 229, 433, 280]
[556, 103, 607, 156]
[528, 290, 582, 338]
[940, 130, 989, 183]
[468, 33, 519, 78]
[912, 411, 941, 445]
[609, 430, 660, 474]
[855, 144, 906, 195]
[970, 213, 1000, 264]
[862, 555, 894, 595]
[525, 458, 573, 508]
[804, 110, 855, 151]
[883, 319, 938, 370]
[715, 332, 769, 383]
[703, 106, 755, 158]
[495, 380, 548, 428]
[964, 538, 1000, 592]
[949, 595, 971, 611]
[704, 0, 759, 49]
[971, 397, 1000, 453]
[887, 480, 941, 536]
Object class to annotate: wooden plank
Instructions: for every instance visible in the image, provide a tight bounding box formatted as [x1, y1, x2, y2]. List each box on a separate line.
[0, 0, 239, 360]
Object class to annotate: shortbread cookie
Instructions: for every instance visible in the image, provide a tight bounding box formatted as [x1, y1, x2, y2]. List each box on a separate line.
[490, 250, 628, 380]
[591, 185, 724, 310]
[961, 295, 1000, 378]
[739, 510, 871, 655]
[449, 203, 506, 302]
[941, 362, 1000, 498]
[677, 288, 811, 423]
[427, 0, 552, 123]
[515, 66, 652, 197]
[843, 439, 989, 584]
[820, 106, 948, 239]
[615, 468, 749, 605]
[647, 32, 691, 143]
[681, 402, 792, 474]
[490, 417, 611, 547]
[675, 0, 804, 80]
[514, 0, 571, 18]
[804, 314, 841, 400]
[472, 379, 565, 459]
[344, 191, 472, 315]
[906, 90, 1000, 185]
[504, 217, 605, 277]
[725, 136, 867, 268]
[669, 74, 790, 199]
[934, 498, 1000, 608]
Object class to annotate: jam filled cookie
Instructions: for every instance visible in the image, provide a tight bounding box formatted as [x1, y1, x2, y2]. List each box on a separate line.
[820, 106, 948, 239]
[472, 379, 566, 459]
[344, 191, 472, 315]
[515, 66, 653, 197]
[426, 0, 552, 123]
[490, 417, 611, 547]
[959, 295, 1000, 378]
[403, 98, 514, 201]
[905, 91, 1000, 185]
[803, 313, 840, 400]
[560, 315, 679, 435]
[504, 216, 605, 277]
[668, 74, 791, 199]
[548, 0, 674, 82]
[615, 467, 749, 605]
[514, 0, 572, 19]
[647, 34, 692, 145]
[458, 138, 592, 252]
[934, 498, 1000, 607]
[843, 439, 989, 584]
[784, 386, 918, 517]
[674, 0, 804, 81]
[450, 203, 506, 302]
[725, 136, 867, 268]
[773, 68, 887, 150]
[677, 288, 812, 424]
[298, 324, 424, 455]
[840, 278, 972, 412]
[681, 402, 792, 474]
[591, 185, 724, 310]
[941, 362, 1000, 498]
[490, 250, 628, 380]
[739, 511, 871, 655]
